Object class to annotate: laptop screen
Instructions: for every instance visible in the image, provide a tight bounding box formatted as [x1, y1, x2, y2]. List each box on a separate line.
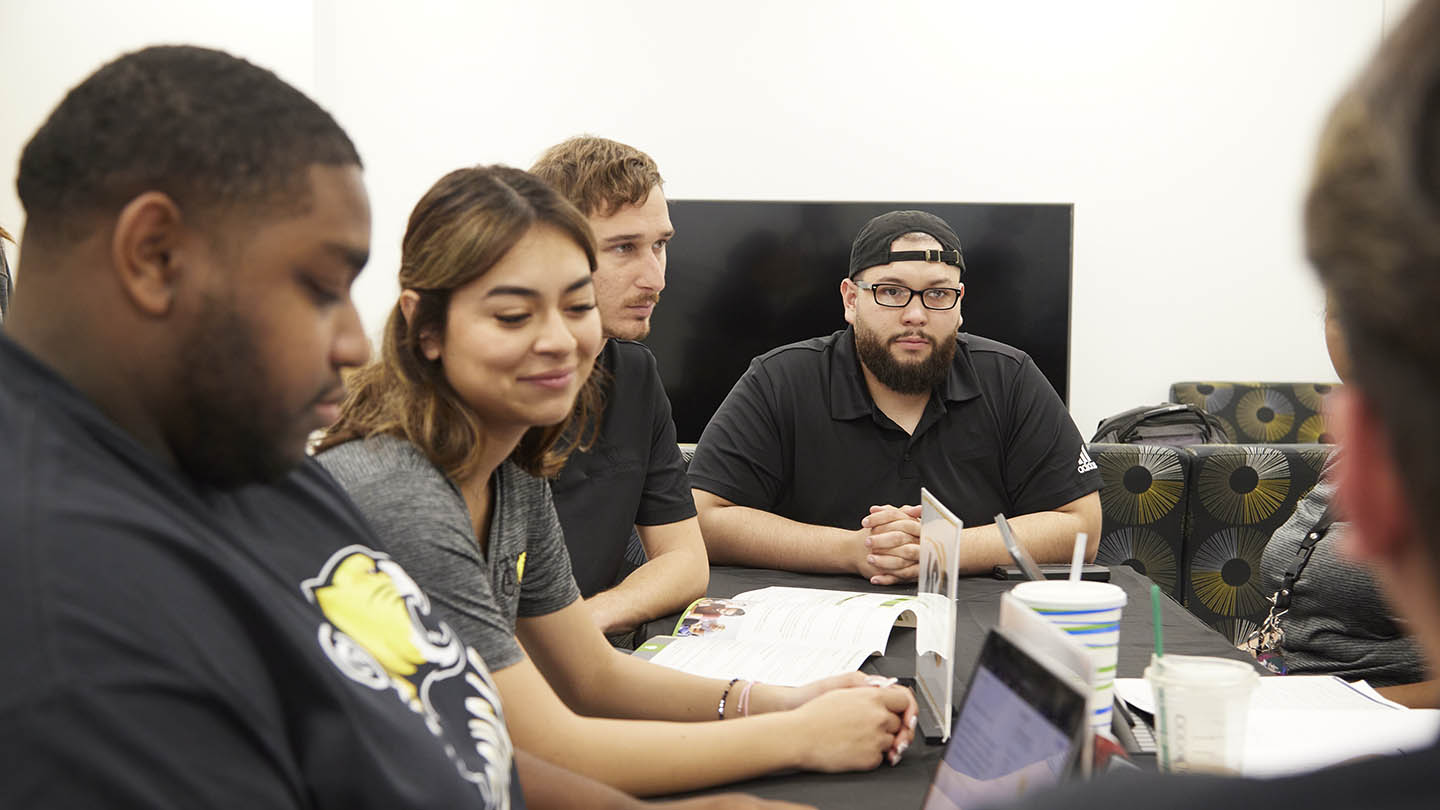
[921, 629, 1089, 810]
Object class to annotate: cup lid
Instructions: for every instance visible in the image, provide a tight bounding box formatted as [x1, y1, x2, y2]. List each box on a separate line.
[1011, 579, 1128, 609]
[1147, 654, 1260, 687]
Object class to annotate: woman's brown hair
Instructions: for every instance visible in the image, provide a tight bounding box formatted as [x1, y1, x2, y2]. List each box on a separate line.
[316, 165, 604, 481]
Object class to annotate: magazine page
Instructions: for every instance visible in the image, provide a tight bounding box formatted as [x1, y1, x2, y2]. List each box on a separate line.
[638, 588, 941, 685]
[635, 635, 873, 686]
[722, 587, 940, 655]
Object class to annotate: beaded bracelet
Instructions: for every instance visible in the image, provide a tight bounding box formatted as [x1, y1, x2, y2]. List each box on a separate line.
[717, 677, 741, 720]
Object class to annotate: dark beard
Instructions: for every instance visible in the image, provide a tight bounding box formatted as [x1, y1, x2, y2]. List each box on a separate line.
[170, 293, 304, 488]
[853, 325, 956, 395]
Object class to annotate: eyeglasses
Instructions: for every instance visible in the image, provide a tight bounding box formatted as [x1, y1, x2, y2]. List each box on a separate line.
[854, 280, 962, 311]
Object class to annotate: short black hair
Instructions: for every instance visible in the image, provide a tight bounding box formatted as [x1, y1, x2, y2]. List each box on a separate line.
[18, 45, 361, 243]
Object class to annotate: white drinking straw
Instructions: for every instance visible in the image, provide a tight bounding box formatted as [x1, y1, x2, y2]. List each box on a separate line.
[1069, 532, 1088, 582]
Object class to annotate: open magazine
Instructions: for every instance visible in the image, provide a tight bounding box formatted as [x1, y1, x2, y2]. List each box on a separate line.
[633, 586, 948, 686]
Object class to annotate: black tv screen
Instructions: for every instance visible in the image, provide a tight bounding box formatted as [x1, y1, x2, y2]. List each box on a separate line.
[648, 201, 1074, 442]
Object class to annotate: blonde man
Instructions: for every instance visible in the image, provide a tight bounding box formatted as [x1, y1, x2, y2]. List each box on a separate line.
[531, 137, 708, 639]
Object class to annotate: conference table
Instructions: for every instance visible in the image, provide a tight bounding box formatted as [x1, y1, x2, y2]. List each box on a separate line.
[639, 564, 1256, 809]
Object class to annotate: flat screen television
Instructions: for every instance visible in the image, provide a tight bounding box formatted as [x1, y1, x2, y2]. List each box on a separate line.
[647, 201, 1074, 442]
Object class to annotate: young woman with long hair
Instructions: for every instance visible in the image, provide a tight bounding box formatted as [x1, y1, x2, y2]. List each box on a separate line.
[315, 165, 916, 797]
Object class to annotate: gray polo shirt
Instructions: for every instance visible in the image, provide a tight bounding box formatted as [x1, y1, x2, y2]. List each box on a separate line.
[318, 434, 581, 671]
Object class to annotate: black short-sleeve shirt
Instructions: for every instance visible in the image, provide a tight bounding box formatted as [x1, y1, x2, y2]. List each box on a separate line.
[551, 340, 697, 596]
[687, 327, 1098, 533]
[0, 335, 522, 809]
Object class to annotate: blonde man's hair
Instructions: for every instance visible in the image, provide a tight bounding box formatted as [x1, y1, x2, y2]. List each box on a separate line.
[531, 136, 663, 217]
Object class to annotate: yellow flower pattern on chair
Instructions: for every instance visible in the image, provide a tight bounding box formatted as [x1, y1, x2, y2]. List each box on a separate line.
[1197, 447, 1290, 525]
[1190, 526, 1271, 619]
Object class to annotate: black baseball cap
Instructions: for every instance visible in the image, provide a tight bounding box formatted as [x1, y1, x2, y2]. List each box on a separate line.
[848, 210, 966, 279]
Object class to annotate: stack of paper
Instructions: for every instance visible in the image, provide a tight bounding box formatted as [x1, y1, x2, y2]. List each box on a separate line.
[1116, 675, 1440, 776]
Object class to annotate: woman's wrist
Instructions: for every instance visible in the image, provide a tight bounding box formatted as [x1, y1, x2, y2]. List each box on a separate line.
[746, 682, 800, 715]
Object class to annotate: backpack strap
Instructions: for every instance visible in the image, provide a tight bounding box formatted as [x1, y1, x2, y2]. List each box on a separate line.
[1273, 504, 1337, 611]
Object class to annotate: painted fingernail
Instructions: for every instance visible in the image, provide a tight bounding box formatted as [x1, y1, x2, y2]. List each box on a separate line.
[865, 676, 898, 688]
[908, 715, 918, 730]
[888, 751, 899, 767]
[864, 537, 873, 547]
[897, 741, 909, 758]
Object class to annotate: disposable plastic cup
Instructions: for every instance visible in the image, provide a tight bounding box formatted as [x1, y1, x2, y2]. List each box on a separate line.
[1144, 654, 1259, 774]
[1010, 580, 1127, 735]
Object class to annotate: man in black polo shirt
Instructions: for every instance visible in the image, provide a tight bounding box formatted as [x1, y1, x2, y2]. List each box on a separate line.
[531, 137, 708, 637]
[689, 210, 1101, 584]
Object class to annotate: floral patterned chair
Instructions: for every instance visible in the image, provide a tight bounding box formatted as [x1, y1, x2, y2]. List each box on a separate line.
[1179, 443, 1334, 643]
[1088, 435, 1338, 643]
[1169, 381, 1339, 444]
[1087, 443, 1190, 601]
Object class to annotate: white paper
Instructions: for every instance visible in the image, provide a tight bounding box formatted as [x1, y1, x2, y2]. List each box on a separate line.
[1119, 674, 1411, 716]
[638, 587, 937, 685]
[1247, 675, 1407, 712]
[725, 586, 938, 655]
[1241, 710, 1440, 777]
[1115, 674, 1440, 776]
[639, 637, 872, 686]
[1342, 679, 1409, 711]
[1116, 677, 1156, 715]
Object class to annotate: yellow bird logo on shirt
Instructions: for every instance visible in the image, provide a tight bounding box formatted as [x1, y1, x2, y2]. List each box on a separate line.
[301, 545, 463, 709]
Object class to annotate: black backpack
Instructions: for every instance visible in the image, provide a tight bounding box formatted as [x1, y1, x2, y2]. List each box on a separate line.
[1091, 403, 1229, 447]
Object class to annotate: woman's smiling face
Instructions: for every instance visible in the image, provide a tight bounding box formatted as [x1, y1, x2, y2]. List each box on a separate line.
[422, 223, 602, 435]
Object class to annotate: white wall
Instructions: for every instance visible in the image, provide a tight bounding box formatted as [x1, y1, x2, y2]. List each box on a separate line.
[0, 0, 1405, 434]
[0, 0, 318, 213]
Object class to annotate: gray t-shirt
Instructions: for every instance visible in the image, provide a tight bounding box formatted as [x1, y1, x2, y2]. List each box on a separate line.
[1259, 455, 1424, 685]
[318, 434, 581, 671]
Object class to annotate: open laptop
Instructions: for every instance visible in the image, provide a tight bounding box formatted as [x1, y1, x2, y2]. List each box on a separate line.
[920, 628, 1091, 810]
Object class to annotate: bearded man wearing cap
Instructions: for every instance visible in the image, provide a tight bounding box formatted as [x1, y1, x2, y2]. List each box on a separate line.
[687, 210, 1101, 584]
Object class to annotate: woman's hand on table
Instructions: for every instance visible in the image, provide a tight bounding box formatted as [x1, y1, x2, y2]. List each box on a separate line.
[788, 682, 918, 771]
[777, 672, 918, 766]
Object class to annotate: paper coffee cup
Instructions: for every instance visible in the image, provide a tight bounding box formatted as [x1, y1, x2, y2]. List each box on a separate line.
[1010, 580, 1127, 734]
[1144, 654, 1259, 774]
